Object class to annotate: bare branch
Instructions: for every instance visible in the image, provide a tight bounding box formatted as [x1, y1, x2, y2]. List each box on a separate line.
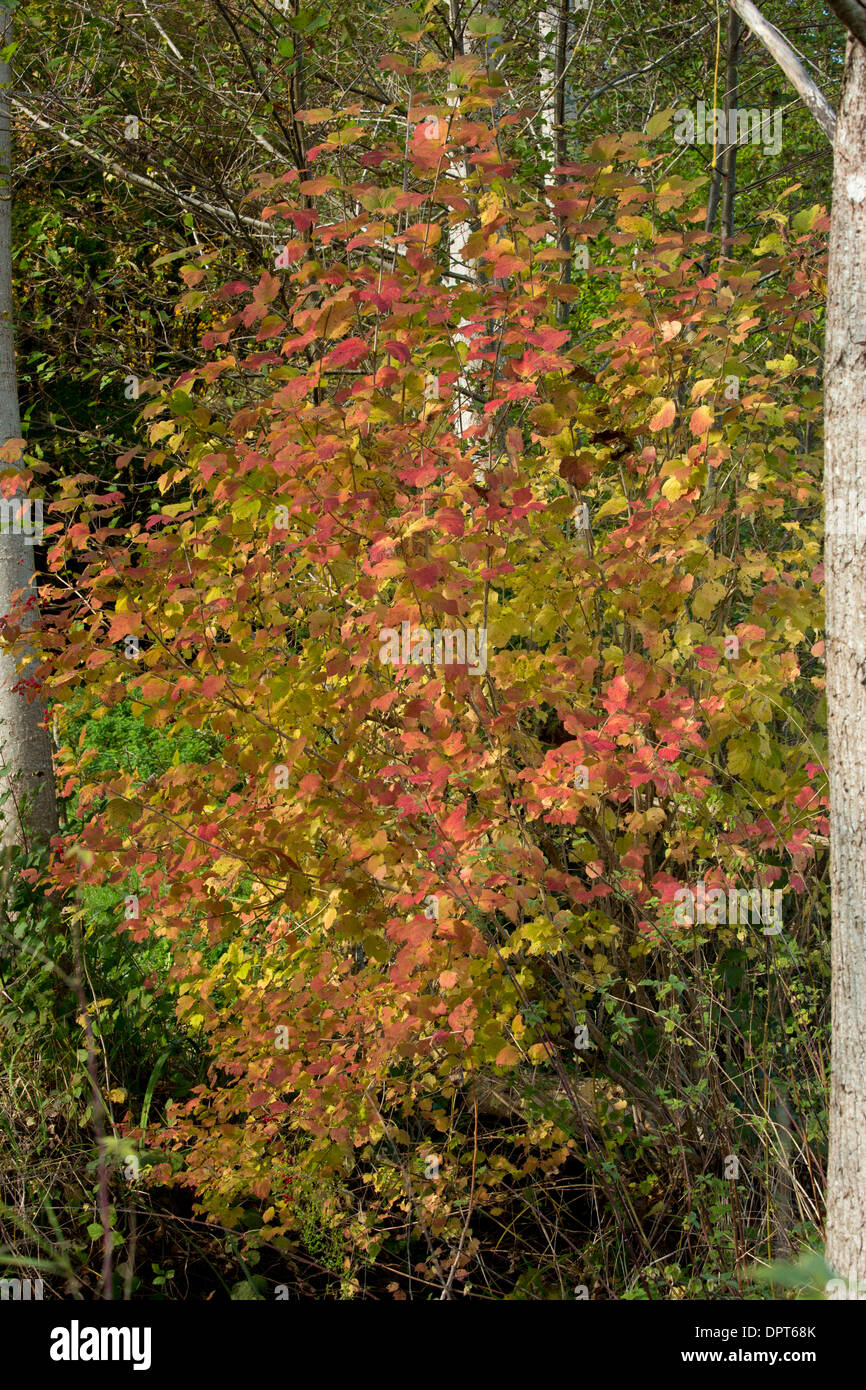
[12, 97, 273, 235]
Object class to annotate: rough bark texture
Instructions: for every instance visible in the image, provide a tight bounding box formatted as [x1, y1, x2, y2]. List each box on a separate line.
[0, 6, 57, 850]
[825, 35, 866, 1290]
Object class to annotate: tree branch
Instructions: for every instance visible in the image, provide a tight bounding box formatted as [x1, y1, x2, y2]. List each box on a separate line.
[728, 0, 836, 143]
[12, 97, 273, 236]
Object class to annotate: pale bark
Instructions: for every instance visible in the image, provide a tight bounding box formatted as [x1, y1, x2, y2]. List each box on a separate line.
[538, 5, 558, 152]
[538, 2, 573, 321]
[825, 34, 866, 1290]
[447, 1, 482, 451]
[731, 0, 866, 1295]
[0, 6, 57, 849]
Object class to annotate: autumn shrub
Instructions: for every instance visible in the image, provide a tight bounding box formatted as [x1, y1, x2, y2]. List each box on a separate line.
[33, 63, 830, 1296]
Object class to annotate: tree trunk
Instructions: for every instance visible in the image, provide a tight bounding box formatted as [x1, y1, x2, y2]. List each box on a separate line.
[703, 6, 741, 267]
[538, 5, 558, 153]
[825, 33, 866, 1292]
[720, 8, 741, 254]
[0, 5, 57, 850]
[538, 1, 572, 322]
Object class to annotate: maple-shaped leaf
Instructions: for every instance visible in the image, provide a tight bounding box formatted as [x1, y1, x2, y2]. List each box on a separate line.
[251, 271, 279, 309]
[383, 340, 410, 363]
[487, 252, 526, 277]
[217, 281, 251, 299]
[298, 175, 339, 194]
[533, 327, 570, 350]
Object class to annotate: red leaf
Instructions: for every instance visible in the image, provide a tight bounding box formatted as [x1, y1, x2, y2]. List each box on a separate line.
[436, 506, 465, 537]
[559, 456, 592, 488]
[323, 337, 369, 369]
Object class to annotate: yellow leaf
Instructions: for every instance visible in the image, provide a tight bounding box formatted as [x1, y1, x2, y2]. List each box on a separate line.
[595, 494, 630, 520]
[692, 579, 726, 619]
[617, 215, 653, 238]
[727, 741, 753, 777]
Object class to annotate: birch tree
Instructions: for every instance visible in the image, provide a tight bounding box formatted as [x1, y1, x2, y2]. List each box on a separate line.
[727, 0, 866, 1291]
[0, 3, 57, 849]
[823, 23, 866, 1295]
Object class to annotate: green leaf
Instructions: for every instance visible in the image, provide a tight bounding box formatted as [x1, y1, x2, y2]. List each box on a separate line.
[150, 248, 193, 269]
[645, 108, 673, 138]
[466, 14, 504, 37]
[230, 1275, 268, 1300]
[750, 1251, 834, 1298]
[792, 204, 822, 233]
[393, 6, 425, 40]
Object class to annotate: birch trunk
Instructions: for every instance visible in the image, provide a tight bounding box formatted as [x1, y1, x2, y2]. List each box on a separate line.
[538, 6, 556, 150]
[825, 33, 866, 1291]
[0, 5, 57, 849]
[446, 0, 485, 460]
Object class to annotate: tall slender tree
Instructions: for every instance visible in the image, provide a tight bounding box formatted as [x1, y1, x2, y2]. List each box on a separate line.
[0, 3, 57, 849]
[719, 7, 741, 255]
[823, 24, 866, 1293]
[731, 0, 866, 1291]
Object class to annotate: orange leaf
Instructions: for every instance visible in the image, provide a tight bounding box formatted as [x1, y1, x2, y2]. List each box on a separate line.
[107, 611, 141, 641]
[689, 405, 714, 435]
[648, 400, 676, 431]
[0, 438, 25, 463]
